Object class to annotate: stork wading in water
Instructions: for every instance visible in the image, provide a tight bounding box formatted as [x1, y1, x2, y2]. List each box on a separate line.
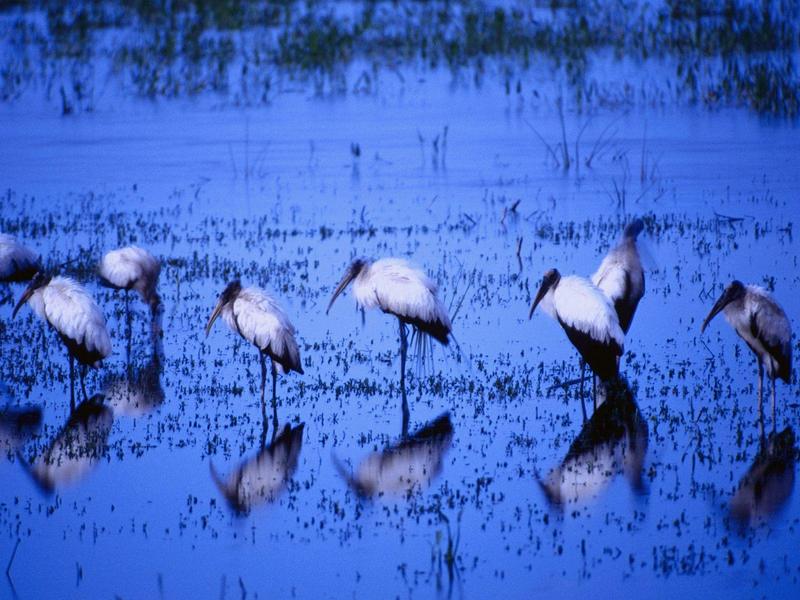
[13, 273, 112, 409]
[205, 280, 304, 431]
[98, 246, 162, 342]
[326, 258, 452, 436]
[592, 219, 645, 335]
[584, 218, 645, 391]
[529, 268, 625, 420]
[701, 281, 792, 430]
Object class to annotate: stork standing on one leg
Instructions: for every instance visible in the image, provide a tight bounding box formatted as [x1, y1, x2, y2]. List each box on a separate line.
[205, 280, 304, 432]
[701, 281, 792, 431]
[528, 268, 624, 419]
[326, 258, 452, 436]
[98, 246, 162, 344]
[13, 273, 112, 410]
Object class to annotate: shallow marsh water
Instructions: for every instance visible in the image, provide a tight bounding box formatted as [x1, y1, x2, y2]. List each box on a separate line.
[1, 65, 800, 599]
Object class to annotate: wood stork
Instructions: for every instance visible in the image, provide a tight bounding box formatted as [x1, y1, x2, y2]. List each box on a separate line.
[528, 268, 624, 418]
[0, 233, 39, 283]
[333, 413, 453, 497]
[205, 280, 304, 431]
[701, 281, 792, 426]
[326, 258, 452, 435]
[18, 394, 113, 494]
[730, 426, 795, 527]
[13, 273, 112, 409]
[210, 422, 304, 514]
[539, 377, 648, 507]
[98, 246, 162, 339]
[591, 219, 646, 335]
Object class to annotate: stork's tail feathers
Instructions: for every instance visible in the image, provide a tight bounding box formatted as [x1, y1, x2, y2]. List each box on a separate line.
[623, 218, 645, 240]
[270, 347, 304, 375]
[410, 317, 451, 346]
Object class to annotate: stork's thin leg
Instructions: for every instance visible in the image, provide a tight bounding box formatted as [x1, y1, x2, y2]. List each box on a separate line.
[79, 364, 89, 402]
[259, 351, 267, 428]
[579, 360, 587, 423]
[757, 360, 764, 424]
[69, 353, 75, 412]
[125, 291, 132, 370]
[399, 319, 409, 438]
[771, 377, 777, 433]
[271, 362, 279, 437]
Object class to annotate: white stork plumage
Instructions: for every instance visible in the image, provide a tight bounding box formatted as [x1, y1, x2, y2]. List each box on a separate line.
[529, 268, 625, 418]
[210, 422, 304, 514]
[701, 281, 792, 426]
[592, 219, 645, 335]
[326, 258, 452, 434]
[205, 280, 304, 429]
[0, 233, 40, 283]
[334, 413, 453, 497]
[98, 246, 162, 336]
[13, 273, 112, 409]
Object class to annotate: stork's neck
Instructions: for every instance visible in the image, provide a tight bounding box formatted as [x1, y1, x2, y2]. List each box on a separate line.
[352, 264, 378, 309]
[722, 295, 747, 326]
[28, 288, 47, 320]
[220, 300, 239, 333]
[538, 286, 557, 319]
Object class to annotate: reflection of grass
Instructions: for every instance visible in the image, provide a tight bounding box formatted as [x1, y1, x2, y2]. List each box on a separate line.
[0, 1, 798, 113]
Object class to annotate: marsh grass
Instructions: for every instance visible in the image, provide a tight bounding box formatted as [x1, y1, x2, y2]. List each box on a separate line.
[0, 1, 797, 114]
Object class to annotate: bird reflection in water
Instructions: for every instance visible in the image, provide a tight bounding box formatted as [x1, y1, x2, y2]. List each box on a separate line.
[210, 422, 304, 514]
[730, 426, 796, 528]
[335, 413, 454, 498]
[539, 378, 648, 507]
[0, 404, 42, 457]
[18, 394, 113, 493]
[103, 336, 164, 417]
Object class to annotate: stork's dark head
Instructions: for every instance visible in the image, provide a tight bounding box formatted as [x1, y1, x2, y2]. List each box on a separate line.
[12, 271, 51, 318]
[205, 280, 242, 337]
[701, 280, 746, 333]
[326, 259, 368, 315]
[529, 268, 561, 319]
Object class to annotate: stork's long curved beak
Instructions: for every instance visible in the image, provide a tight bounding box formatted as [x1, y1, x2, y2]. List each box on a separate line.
[12, 285, 35, 319]
[205, 300, 224, 337]
[528, 280, 550, 320]
[326, 271, 356, 315]
[701, 292, 730, 333]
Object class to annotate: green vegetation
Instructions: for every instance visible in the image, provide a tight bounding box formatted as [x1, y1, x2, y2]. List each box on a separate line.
[1, 0, 798, 114]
